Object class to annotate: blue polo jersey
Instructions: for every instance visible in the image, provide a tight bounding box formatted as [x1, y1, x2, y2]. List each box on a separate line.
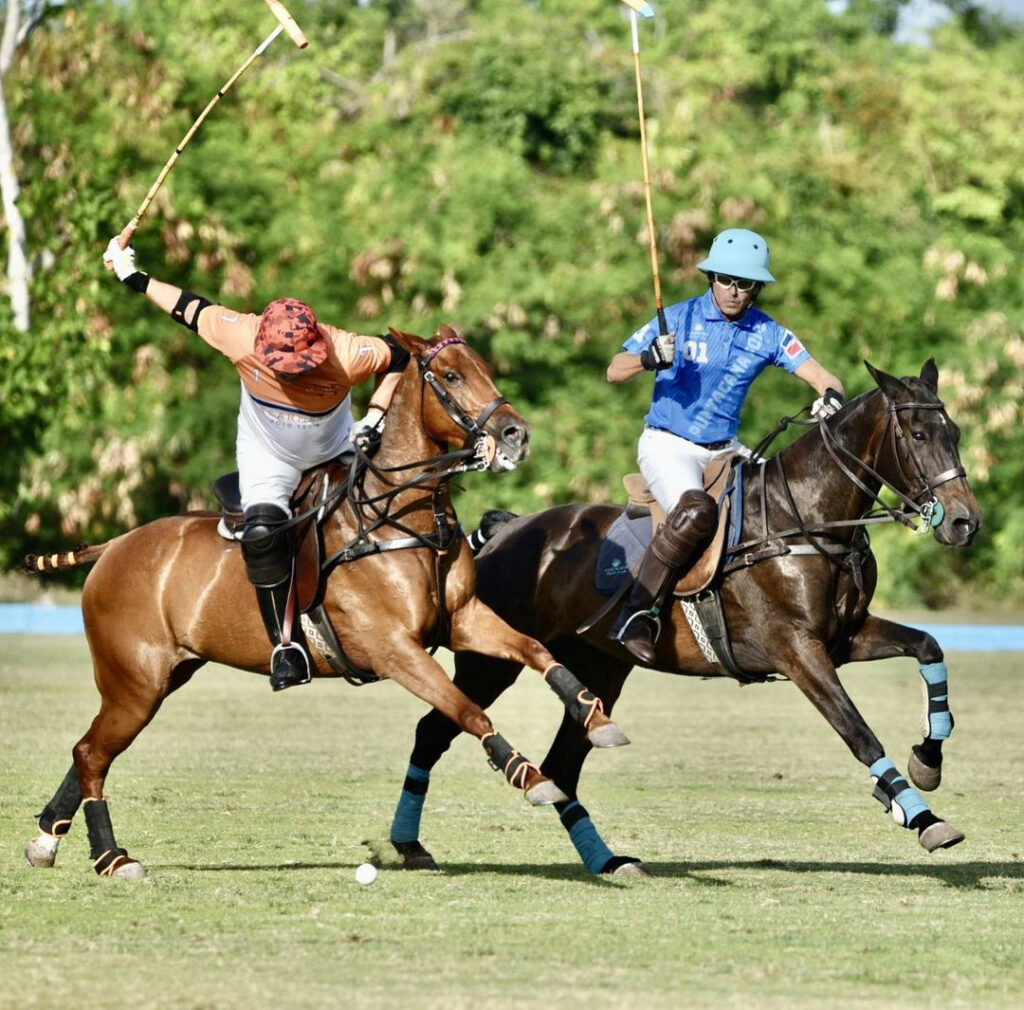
[623, 290, 811, 443]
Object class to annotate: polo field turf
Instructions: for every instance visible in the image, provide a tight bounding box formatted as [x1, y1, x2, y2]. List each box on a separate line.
[2, 635, 1022, 1009]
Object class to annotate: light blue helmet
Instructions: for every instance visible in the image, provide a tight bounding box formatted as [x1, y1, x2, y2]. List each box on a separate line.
[697, 228, 776, 284]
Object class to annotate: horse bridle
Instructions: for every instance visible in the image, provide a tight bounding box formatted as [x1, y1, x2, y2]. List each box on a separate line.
[420, 336, 509, 450]
[819, 396, 965, 532]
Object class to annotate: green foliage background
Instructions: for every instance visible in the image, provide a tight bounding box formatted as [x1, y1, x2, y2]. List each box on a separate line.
[1, 0, 1021, 606]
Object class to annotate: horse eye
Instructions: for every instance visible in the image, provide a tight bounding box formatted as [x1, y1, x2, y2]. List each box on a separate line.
[912, 430, 926, 442]
[443, 369, 461, 384]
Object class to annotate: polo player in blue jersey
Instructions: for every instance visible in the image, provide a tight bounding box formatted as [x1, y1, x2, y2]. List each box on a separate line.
[606, 228, 846, 664]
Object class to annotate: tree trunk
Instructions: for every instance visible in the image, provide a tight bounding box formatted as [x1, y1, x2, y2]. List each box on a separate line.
[0, 2, 30, 332]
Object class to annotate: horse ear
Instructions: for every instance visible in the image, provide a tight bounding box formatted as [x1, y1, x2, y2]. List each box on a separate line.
[387, 327, 427, 357]
[435, 323, 460, 342]
[864, 360, 913, 402]
[919, 358, 939, 393]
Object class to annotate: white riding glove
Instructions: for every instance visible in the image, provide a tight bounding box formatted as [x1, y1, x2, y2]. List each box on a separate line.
[811, 388, 845, 421]
[352, 408, 386, 455]
[639, 333, 675, 371]
[103, 237, 138, 282]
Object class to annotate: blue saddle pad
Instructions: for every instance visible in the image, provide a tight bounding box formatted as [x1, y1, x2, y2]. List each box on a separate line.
[595, 513, 653, 596]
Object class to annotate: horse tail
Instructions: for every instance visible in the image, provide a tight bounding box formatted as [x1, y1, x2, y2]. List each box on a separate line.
[24, 542, 110, 574]
[466, 509, 518, 555]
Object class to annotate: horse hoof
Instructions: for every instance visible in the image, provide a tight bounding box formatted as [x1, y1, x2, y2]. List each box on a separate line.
[919, 821, 965, 853]
[525, 779, 569, 806]
[587, 722, 631, 749]
[111, 859, 147, 880]
[605, 858, 652, 878]
[908, 747, 941, 792]
[392, 840, 440, 872]
[24, 837, 58, 869]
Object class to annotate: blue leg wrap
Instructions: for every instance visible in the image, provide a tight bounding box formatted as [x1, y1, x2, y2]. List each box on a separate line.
[869, 757, 930, 828]
[920, 662, 953, 740]
[390, 764, 430, 844]
[558, 801, 614, 874]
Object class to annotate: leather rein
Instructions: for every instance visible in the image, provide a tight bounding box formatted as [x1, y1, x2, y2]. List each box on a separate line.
[321, 335, 509, 570]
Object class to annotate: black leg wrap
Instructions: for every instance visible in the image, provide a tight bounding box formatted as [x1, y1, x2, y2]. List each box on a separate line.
[482, 733, 532, 790]
[558, 801, 590, 831]
[37, 765, 83, 834]
[910, 809, 939, 833]
[83, 799, 126, 865]
[544, 665, 602, 727]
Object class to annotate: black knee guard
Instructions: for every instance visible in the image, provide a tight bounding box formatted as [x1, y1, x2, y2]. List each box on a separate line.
[241, 504, 291, 587]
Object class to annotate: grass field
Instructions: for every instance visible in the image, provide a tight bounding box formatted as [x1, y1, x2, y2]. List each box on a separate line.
[1, 635, 1023, 1010]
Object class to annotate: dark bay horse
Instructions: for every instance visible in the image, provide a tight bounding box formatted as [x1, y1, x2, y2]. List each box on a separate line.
[389, 361, 982, 875]
[23, 327, 627, 878]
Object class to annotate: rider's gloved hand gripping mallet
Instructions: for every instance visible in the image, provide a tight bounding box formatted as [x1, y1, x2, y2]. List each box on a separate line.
[111, 0, 308, 255]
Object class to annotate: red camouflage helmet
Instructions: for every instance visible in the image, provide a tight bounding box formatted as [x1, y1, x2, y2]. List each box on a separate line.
[254, 297, 328, 375]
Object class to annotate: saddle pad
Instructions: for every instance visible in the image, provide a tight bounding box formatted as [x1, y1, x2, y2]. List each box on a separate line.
[595, 512, 653, 596]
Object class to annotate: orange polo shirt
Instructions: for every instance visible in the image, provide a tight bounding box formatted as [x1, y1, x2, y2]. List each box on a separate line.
[197, 304, 392, 414]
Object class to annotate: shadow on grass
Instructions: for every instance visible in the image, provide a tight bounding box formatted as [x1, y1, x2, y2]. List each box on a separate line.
[639, 858, 1024, 890]
[155, 857, 1023, 889]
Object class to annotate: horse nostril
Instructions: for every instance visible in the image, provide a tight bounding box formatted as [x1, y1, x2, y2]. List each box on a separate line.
[953, 516, 977, 539]
[503, 424, 526, 447]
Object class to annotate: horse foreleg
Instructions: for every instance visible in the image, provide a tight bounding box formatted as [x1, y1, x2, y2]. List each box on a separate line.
[843, 614, 950, 791]
[449, 597, 629, 749]
[391, 653, 525, 870]
[381, 641, 567, 807]
[781, 636, 963, 853]
[25, 764, 83, 868]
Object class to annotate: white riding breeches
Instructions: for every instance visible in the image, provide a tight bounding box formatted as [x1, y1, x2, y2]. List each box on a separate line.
[236, 388, 354, 513]
[637, 425, 750, 514]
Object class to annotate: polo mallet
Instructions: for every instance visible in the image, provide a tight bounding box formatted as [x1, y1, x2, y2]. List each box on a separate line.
[112, 0, 308, 253]
[619, 0, 668, 335]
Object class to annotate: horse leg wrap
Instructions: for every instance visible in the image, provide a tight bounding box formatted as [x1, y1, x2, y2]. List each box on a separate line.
[919, 662, 953, 740]
[556, 800, 615, 875]
[869, 757, 930, 829]
[390, 764, 430, 844]
[37, 764, 83, 836]
[544, 665, 603, 729]
[83, 799, 130, 876]
[482, 733, 534, 791]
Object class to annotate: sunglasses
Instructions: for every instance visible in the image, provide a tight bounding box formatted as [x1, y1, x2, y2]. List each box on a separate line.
[711, 273, 759, 293]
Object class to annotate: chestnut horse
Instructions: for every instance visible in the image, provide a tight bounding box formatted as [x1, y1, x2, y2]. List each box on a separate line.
[388, 361, 982, 876]
[24, 327, 627, 879]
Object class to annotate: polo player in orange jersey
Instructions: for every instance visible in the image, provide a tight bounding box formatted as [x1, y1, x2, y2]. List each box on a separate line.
[103, 237, 409, 692]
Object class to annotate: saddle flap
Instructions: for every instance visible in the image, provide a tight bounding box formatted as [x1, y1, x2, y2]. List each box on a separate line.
[623, 473, 665, 527]
[622, 453, 743, 598]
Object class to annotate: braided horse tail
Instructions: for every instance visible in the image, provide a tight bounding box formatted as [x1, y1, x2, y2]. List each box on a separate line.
[24, 542, 111, 574]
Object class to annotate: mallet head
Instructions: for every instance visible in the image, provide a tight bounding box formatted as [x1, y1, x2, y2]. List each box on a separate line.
[263, 0, 309, 48]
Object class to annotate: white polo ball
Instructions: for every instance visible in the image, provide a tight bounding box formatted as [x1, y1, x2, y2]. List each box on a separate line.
[355, 862, 378, 885]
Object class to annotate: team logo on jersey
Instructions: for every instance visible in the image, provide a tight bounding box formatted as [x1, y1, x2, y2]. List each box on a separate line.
[782, 331, 805, 358]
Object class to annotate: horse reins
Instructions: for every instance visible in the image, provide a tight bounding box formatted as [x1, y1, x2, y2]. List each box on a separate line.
[728, 392, 966, 574]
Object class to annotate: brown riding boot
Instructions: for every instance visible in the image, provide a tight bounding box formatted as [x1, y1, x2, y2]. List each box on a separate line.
[609, 489, 717, 666]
